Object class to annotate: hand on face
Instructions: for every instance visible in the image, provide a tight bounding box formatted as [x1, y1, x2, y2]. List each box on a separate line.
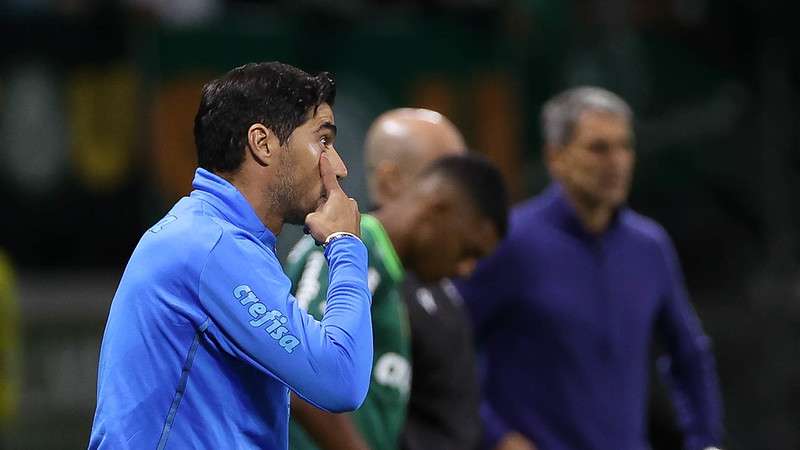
[304, 153, 361, 244]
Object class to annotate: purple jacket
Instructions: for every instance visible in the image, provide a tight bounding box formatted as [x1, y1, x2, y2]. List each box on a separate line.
[457, 184, 723, 450]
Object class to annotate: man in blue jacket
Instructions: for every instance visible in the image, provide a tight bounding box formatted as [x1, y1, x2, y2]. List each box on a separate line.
[89, 62, 374, 449]
[457, 87, 724, 450]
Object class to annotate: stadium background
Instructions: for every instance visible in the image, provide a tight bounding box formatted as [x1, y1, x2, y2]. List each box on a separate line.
[0, 1, 798, 449]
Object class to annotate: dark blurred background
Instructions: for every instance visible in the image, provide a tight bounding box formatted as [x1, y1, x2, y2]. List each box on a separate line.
[0, 0, 798, 449]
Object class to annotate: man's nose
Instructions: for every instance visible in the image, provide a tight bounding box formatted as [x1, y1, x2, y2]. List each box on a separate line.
[328, 148, 348, 179]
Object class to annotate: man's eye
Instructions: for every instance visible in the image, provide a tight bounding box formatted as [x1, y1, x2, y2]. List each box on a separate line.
[320, 136, 331, 146]
[587, 141, 610, 153]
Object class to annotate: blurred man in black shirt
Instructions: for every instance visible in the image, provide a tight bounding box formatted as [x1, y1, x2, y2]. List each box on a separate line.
[364, 108, 481, 450]
[402, 275, 481, 450]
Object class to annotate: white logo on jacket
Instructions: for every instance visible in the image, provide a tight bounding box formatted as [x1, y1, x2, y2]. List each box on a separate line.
[233, 284, 300, 354]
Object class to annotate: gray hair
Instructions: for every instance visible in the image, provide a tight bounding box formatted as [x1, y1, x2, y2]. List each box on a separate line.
[541, 86, 632, 147]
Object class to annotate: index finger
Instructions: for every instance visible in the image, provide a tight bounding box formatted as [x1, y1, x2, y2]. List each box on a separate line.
[319, 152, 342, 194]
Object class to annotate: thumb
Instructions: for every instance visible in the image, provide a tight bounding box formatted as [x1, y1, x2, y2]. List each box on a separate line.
[319, 153, 342, 195]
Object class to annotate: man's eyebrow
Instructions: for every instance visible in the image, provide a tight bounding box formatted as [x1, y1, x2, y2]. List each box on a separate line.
[317, 123, 337, 136]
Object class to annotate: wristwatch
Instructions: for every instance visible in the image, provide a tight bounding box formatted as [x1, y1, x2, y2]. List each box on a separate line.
[323, 231, 360, 248]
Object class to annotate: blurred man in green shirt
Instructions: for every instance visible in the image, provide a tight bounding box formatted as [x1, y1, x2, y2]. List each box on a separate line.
[287, 109, 508, 450]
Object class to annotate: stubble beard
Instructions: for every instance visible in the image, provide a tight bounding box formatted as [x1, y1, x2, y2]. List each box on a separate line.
[279, 190, 307, 226]
[271, 160, 319, 226]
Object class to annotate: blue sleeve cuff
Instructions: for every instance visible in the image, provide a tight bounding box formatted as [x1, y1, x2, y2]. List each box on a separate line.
[323, 234, 366, 261]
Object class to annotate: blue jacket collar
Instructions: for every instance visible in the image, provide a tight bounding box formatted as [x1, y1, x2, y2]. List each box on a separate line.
[189, 168, 277, 249]
[541, 182, 625, 239]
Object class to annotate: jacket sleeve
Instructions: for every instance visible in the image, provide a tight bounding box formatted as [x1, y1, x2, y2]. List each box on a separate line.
[198, 231, 373, 413]
[288, 238, 410, 450]
[654, 232, 724, 450]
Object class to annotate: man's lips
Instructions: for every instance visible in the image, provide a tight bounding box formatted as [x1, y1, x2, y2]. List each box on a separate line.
[600, 173, 629, 188]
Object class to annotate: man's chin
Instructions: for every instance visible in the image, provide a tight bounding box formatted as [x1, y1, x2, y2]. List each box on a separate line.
[285, 203, 320, 226]
[608, 191, 630, 208]
[593, 186, 628, 208]
[284, 210, 311, 226]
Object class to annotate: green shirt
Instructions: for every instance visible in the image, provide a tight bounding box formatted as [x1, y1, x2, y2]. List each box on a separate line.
[286, 215, 411, 450]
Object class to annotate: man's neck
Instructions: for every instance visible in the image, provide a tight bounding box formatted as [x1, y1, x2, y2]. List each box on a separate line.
[226, 172, 285, 236]
[561, 185, 614, 235]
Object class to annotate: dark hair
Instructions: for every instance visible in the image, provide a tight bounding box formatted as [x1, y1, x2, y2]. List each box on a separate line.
[422, 153, 510, 238]
[194, 62, 336, 173]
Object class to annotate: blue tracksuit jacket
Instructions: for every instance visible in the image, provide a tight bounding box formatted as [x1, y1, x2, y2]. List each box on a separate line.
[89, 168, 373, 449]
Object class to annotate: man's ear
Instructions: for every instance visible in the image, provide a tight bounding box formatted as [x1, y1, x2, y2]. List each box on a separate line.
[408, 192, 441, 241]
[247, 124, 282, 167]
[544, 143, 561, 178]
[375, 161, 404, 202]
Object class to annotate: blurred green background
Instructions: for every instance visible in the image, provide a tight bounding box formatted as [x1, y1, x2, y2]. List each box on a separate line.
[1, 1, 798, 449]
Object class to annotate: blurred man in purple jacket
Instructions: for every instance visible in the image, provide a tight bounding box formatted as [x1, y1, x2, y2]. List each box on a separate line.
[457, 87, 724, 450]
